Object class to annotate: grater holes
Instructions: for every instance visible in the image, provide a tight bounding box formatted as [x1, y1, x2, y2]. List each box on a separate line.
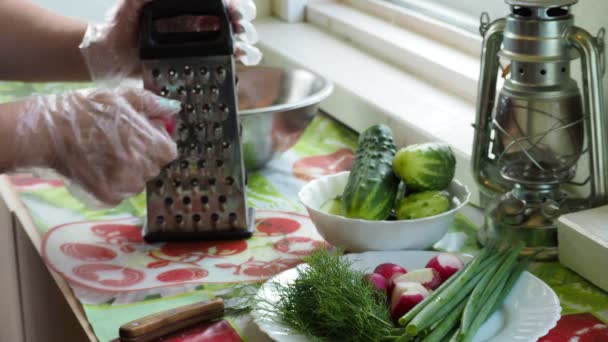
[216, 67, 226, 81]
[213, 122, 222, 138]
[177, 141, 187, 154]
[219, 195, 227, 203]
[186, 104, 194, 113]
[199, 66, 209, 76]
[156, 216, 165, 225]
[184, 65, 192, 76]
[210, 86, 219, 99]
[229, 212, 237, 221]
[190, 178, 199, 187]
[197, 160, 206, 169]
[172, 178, 181, 188]
[193, 84, 203, 95]
[164, 197, 174, 206]
[180, 160, 189, 170]
[168, 69, 177, 78]
[175, 214, 184, 224]
[193, 214, 201, 222]
[152, 69, 160, 78]
[201, 195, 209, 204]
[225, 177, 234, 185]
[208, 178, 216, 186]
[205, 142, 214, 154]
[211, 213, 220, 222]
[160, 87, 169, 97]
[178, 86, 187, 96]
[216, 160, 224, 167]
[155, 180, 164, 188]
[182, 196, 191, 205]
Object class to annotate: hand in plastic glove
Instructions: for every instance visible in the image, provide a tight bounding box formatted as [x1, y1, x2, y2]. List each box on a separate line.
[80, 0, 262, 83]
[2, 87, 180, 206]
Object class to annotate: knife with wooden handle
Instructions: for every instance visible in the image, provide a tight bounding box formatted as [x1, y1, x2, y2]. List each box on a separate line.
[118, 298, 225, 342]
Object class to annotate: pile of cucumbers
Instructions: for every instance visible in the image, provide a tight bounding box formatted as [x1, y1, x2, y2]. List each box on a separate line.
[323, 124, 456, 221]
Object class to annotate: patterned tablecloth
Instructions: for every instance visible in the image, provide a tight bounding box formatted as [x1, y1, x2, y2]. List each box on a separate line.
[2, 82, 608, 342]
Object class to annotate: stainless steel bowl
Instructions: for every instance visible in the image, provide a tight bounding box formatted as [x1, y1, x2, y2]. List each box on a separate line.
[237, 66, 333, 171]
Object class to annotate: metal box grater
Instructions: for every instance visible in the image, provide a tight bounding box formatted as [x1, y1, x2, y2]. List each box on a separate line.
[139, 0, 254, 242]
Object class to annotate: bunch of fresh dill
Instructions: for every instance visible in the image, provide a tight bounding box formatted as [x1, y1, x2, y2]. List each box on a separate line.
[273, 249, 393, 341]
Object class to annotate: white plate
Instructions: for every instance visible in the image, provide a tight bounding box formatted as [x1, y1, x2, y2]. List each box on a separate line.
[252, 251, 561, 342]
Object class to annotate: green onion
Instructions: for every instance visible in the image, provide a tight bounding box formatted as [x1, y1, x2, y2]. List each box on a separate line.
[421, 297, 467, 342]
[460, 242, 525, 342]
[460, 249, 509, 331]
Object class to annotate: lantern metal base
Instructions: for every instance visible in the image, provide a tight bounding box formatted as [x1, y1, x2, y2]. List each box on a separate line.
[477, 222, 558, 261]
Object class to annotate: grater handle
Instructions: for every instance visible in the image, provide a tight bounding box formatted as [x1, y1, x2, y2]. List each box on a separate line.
[139, 0, 233, 59]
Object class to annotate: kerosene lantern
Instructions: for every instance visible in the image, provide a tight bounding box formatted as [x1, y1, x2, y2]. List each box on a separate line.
[472, 0, 606, 259]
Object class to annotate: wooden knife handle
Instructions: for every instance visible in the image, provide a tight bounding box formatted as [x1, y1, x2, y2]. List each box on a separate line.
[119, 298, 224, 341]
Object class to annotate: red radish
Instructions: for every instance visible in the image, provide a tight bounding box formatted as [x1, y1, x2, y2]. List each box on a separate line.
[391, 268, 442, 290]
[426, 254, 464, 282]
[390, 282, 430, 322]
[364, 273, 387, 293]
[373, 263, 407, 281]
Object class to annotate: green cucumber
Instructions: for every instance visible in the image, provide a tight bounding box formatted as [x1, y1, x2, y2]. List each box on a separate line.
[342, 124, 400, 220]
[392, 143, 456, 192]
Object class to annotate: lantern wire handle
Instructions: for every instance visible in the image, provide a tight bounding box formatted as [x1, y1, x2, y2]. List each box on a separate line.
[597, 28, 605, 75]
[479, 12, 490, 36]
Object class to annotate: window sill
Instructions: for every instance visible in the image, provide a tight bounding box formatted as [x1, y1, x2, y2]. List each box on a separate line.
[254, 17, 480, 205]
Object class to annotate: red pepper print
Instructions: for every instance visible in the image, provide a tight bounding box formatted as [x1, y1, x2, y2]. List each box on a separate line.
[539, 313, 608, 342]
[292, 148, 355, 181]
[72, 264, 145, 287]
[215, 257, 303, 277]
[91, 224, 144, 253]
[255, 217, 301, 236]
[158, 320, 242, 342]
[147, 240, 248, 268]
[60, 243, 117, 262]
[156, 268, 209, 283]
[273, 236, 326, 256]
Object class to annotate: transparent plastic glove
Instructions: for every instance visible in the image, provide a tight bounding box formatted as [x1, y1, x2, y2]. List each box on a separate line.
[80, 0, 262, 84]
[14, 86, 180, 207]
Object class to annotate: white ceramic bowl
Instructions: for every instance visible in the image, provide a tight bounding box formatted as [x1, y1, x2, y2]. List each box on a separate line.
[298, 171, 471, 252]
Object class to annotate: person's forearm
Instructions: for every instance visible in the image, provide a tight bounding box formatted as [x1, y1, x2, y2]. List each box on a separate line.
[0, 0, 90, 82]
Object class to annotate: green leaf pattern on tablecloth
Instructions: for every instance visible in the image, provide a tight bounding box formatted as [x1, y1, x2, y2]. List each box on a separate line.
[291, 115, 358, 157]
[0, 81, 89, 102]
[434, 212, 481, 254]
[529, 262, 608, 315]
[246, 171, 301, 212]
[18, 188, 147, 233]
